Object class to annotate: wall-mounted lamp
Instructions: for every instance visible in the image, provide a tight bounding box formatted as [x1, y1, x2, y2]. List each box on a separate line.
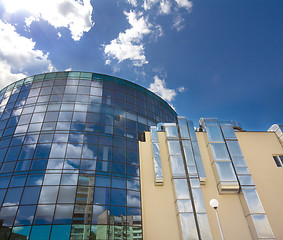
[210, 199, 225, 240]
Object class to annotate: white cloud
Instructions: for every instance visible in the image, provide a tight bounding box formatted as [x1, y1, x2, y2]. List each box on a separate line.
[149, 75, 177, 102]
[57, 32, 62, 38]
[159, 0, 171, 14]
[127, 0, 138, 7]
[104, 10, 152, 67]
[143, 0, 159, 10]
[173, 14, 185, 31]
[178, 86, 185, 92]
[0, 20, 55, 89]
[175, 0, 193, 12]
[105, 59, 111, 65]
[0, 60, 26, 89]
[2, 0, 94, 41]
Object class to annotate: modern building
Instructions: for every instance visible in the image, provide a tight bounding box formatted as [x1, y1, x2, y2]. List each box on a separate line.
[0, 71, 282, 240]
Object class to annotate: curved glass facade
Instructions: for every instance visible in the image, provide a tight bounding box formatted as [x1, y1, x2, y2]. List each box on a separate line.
[0, 72, 177, 240]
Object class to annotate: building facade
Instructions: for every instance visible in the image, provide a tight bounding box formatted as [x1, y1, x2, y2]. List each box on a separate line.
[140, 117, 283, 240]
[0, 71, 282, 240]
[0, 71, 177, 240]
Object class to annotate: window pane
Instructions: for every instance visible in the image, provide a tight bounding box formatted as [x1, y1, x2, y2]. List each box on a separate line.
[34, 205, 55, 224]
[38, 186, 58, 204]
[50, 225, 71, 240]
[3, 188, 23, 206]
[57, 186, 76, 203]
[29, 225, 51, 240]
[53, 204, 74, 224]
[14, 205, 36, 226]
[20, 186, 41, 205]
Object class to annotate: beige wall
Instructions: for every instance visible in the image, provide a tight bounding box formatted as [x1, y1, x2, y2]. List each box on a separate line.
[140, 132, 181, 240]
[236, 132, 283, 239]
[140, 130, 283, 240]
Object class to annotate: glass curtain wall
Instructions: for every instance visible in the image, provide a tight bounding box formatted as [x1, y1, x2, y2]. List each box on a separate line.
[0, 72, 177, 240]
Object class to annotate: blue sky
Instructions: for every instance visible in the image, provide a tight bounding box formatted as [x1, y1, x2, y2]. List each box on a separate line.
[0, 0, 282, 130]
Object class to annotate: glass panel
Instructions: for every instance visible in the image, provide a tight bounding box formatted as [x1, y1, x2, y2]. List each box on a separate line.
[0, 206, 18, 226]
[168, 141, 182, 155]
[50, 225, 71, 240]
[34, 205, 55, 225]
[43, 174, 61, 185]
[127, 190, 140, 208]
[20, 186, 41, 205]
[14, 205, 36, 226]
[57, 186, 76, 203]
[173, 179, 190, 199]
[73, 204, 92, 224]
[214, 161, 237, 182]
[93, 187, 110, 205]
[3, 188, 23, 206]
[12, 226, 31, 240]
[38, 186, 58, 204]
[9, 175, 27, 187]
[111, 189, 126, 206]
[206, 125, 224, 142]
[53, 204, 74, 224]
[227, 141, 244, 158]
[95, 175, 111, 187]
[26, 174, 43, 186]
[29, 225, 51, 240]
[221, 124, 237, 139]
[210, 143, 230, 160]
[61, 174, 78, 185]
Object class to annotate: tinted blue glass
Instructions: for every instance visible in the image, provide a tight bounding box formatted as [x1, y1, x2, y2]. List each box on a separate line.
[34, 144, 51, 158]
[82, 144, 97, 159]
[26, 174, 43, 186]
[98, 146, 112, 161]
[14, 205, 36, 226]
[0, 139, 11, 148]
[93, 187, 110, 205]
[0, 206, 18, 226]
[4, 146, 21, 162]
[38, 186, 58, 204]
[57, 186, 76, 203]
[127, 150, 139, 165]
[53, 205, 73, 224]
[95, 175, 111, 187]
[9, 175, 27, 187]
[49, 143, 67, 158]
[29, 225, 51, 240]
[0, 162, 16, 173]
[20, 187, 41, 205]
[3, 188, 23, 206]
[10, 136, 24, 146]
[112, 177, 126, 189]
[34, 205, 55, 224]
[0, 177, 11, 188]
[96, 160, 111, 172]
[112, 162, 126, 174]
[0, 72, 177, 239]
[113, 147, 126, 163]
[30, 159, 47, 170]
[19, 145, 35, 160]
[0, 189, 6, 205]
[12, 226, 31, 239]
[111, 189, 126, 206]
[0, 148, 7, 163]
[80, 160, 96, 170]
[15, 160, 31, 171]
[50, 225, 71, 240]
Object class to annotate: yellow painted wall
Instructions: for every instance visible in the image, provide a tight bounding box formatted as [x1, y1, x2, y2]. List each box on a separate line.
[139, 132, 181, 240]
[140, 130, 283, 240]
[236, 131, 283, 239]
